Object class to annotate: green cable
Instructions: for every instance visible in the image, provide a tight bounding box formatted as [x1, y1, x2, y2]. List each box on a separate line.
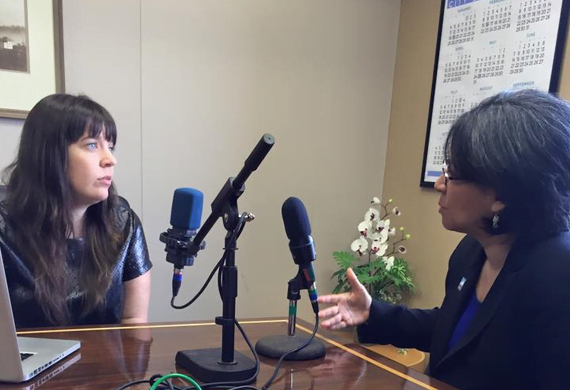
[148, 373, 202, 390]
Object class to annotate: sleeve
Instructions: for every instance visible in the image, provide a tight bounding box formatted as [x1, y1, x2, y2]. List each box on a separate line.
[122, 208, 152, 282]
[357, 301, 439, 351]
[526, 242, 570, 390]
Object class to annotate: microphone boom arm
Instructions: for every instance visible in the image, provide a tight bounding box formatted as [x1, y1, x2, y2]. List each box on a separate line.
[159, 134, 275, 265]
[192, 134, 274, 255]
[173, 133, 275, 383]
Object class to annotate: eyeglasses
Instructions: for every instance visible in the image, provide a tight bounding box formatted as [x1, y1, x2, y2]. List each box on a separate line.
[442, 165, 464, 187]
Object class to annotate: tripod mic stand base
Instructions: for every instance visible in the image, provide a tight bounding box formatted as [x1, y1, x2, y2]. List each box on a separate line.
[176, 348, 257, 383]
[255, 334, 326, 361]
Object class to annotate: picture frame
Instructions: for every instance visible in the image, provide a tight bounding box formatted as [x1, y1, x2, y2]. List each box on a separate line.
[0, 0, 64, 119]
[420, 0, 570, 188]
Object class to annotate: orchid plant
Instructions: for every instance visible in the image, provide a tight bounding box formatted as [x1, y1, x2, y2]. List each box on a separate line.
[332, 197, 415, 304]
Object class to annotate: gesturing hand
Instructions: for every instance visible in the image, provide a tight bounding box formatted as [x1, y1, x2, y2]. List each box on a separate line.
[317, 268, 372, 330]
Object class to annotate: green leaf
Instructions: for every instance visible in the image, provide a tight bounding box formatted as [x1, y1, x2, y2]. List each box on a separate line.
[332, 283, 343, 294]
[330, 247, 415, 304]
[331, 269, 345, 279]
[333, 251, 358, 269]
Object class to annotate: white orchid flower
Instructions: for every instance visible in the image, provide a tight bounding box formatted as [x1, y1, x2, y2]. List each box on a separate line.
[365, 208, 380, 222]
[398, 245, 407, 254]
[388, 227, 397, 236]
[371, 228, 388, 244]
[392, 207, 402, 216]
[358, 220, 372, 237]
[371, 197, 381, 204]
[376, 219, 390, 231]
[371, 239, 388, 257]
[351, 237, 368, 255]
[383, 256, 395, 271]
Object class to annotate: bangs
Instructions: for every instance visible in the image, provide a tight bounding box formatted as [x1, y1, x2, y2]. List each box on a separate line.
[65, 96, 117, 145]
[85, 118, 117, 144]
[443, 116, 475, 179]
[444, 126, 470, 175]
[443, 104, 495, 188]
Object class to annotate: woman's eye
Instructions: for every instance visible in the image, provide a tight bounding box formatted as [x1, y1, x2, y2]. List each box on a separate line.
[109, 145, 115, 153]
[86, 142, 97, 150]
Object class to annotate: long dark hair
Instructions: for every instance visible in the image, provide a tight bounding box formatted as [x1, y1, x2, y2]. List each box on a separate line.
[444, 89, 570, 239]
[2, 94, 123, 325]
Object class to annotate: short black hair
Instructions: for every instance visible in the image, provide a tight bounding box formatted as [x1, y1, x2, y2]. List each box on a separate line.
[445, 89, 570, 238]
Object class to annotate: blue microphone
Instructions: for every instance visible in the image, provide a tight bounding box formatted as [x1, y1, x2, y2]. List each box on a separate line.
[160, 188, 204, 297]
[282, 197, 319, 314]
[170, 188, 203, 233]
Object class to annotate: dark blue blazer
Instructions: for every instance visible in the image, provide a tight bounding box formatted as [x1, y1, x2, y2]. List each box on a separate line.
[358, 233, 570, 390]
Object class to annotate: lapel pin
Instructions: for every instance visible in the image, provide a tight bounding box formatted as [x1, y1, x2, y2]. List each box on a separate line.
[457, 277, 466, 291]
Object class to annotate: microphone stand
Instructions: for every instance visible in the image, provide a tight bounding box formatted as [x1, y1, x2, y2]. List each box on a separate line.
[174, 134, 275, 383]
[255, 268, 326, 360]
[176, 180, 256, 382]
[287, 276, 302, 337]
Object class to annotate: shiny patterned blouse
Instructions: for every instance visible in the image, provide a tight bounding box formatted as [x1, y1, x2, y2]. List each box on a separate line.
[0, 201, 152, 328]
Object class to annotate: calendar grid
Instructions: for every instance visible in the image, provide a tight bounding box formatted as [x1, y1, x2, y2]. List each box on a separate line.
[420, 0, 569, 187]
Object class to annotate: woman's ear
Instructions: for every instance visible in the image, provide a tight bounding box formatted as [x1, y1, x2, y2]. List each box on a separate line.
[483, 187, 506, 214]
[491, 199, 506, 214]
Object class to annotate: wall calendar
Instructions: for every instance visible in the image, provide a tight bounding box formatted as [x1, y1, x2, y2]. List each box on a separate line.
[420, 0, 570, 187]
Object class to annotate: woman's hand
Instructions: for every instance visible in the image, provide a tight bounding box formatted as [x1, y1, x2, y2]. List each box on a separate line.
[318, 268, 372, 330]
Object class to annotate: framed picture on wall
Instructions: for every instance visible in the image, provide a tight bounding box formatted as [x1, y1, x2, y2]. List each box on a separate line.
[0, 0, 64, 119]
[420, 0, 570, 187]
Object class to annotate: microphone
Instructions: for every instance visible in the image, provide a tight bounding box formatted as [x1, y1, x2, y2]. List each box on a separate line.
[282, 197, 319, 314]
[255, 196, 326, 361]
[172, 134, 274, 383]
[160, 188, 204, 297]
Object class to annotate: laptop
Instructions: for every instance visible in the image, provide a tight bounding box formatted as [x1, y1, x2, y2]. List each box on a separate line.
[20, 352, 81, 390]
[0, 250, 80, 383]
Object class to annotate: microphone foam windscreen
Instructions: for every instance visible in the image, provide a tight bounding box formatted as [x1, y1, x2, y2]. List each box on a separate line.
[170, 188, 203, 231]
[282, 197, 312, 240]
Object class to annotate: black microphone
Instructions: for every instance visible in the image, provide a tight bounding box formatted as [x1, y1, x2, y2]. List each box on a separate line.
[159, 188, 204, 297]
[282, 197, 319, 314]
[255, 196, 326, 362]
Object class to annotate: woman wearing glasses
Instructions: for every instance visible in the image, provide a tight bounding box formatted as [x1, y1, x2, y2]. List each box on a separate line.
[318, 89, 570, 390]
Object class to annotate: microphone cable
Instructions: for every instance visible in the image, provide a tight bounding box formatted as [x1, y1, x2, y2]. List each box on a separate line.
[170, 213, 248, 310]
[257, 315, 319, 390]
[113, 210, 320, 390]
[169, 212, 263, 390]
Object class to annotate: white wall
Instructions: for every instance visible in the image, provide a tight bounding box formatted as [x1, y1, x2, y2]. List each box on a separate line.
[0, 0, 401, 323]
[63, 0, 143, 213]
[0, 118, 20, 171]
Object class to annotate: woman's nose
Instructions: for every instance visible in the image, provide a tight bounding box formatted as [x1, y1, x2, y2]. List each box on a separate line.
[434, 172, 445, 193]
[101, 149, 117, 167]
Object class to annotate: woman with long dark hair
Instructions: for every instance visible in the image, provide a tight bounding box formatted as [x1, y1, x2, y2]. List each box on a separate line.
[0, 94, 152, 327]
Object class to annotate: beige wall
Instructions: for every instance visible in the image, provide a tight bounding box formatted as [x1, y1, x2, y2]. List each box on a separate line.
[384, 0, 570, 309]
[139, 0, 401, 323]
[0, 0, 402, 323]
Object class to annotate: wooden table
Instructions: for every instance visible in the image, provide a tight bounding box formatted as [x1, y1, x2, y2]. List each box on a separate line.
[0, 319, 458, 390]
